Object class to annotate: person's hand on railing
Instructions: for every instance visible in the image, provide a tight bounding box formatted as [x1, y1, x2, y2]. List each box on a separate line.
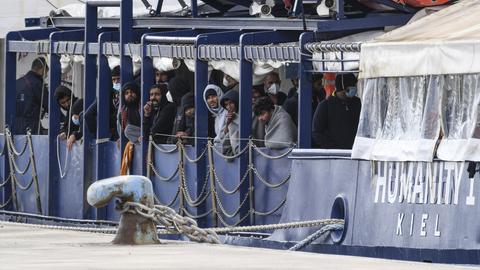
[66, 134, 76, 151]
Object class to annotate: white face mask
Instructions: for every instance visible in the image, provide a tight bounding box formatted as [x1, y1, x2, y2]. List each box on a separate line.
[267, 83, 280, 95]
[223, 77, 230, 88]
[113, 83, 121, 92]
[71, 115, 80, 126]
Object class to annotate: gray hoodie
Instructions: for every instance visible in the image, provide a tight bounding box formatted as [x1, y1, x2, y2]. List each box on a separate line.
[203, 84, 228, 149]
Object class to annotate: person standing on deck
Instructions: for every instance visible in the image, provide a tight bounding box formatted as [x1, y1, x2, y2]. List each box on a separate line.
[312, 73, 361, 149]
[117, 82, 141, 143]
[14, 57, 49, 135]
[143, 84, 176, 144]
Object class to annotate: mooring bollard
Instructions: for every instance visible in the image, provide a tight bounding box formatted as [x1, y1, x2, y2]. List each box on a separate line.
[87, 175, 160, 245]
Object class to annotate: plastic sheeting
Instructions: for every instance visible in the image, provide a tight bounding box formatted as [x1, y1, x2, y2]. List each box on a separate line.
[360, 0, 480, 78]
[352, 76, 442, 161]
[352, 74, 480, 162]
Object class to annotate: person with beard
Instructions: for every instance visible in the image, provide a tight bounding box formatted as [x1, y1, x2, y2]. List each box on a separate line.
[67, 98, 83, 150]
[283, 74, 326, 126]
[203, 84, 227, 148]
[14, 57, 49, 134]
[219, 90, 240, 155]
[84, 66, 121, 141]
[169, 92, 195, 145]
[117, 82, 141, 143]
[312, 73, 361, 149]
[143, 84, 176, 144]
[251, 84, 266, 147]
[254, 96, 297, 149]
[54, 85, 78, 140]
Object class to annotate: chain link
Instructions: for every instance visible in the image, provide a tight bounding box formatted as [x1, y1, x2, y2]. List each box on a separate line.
[251, 166, 291, 189]
[213, 165, 250, 195]
[154, 187, 180, 207]
[12, 175, 35, 191]
[120, 202, 220, 244]
[0, 175, 11, 188]
[5, 130, 29, 156]
[213, 189, 250, 219]
[181, 144, 208, 163]
[0, 197, 12, 209]
[151, 141, 179, 154]
[149, 163, 180, 182]
[253, 197, 287, 216]
[8, 153, 32, 175]
[252, 145, 293, 160]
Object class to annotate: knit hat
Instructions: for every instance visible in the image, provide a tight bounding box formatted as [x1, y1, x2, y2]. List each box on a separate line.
[335, 73, 357, 91]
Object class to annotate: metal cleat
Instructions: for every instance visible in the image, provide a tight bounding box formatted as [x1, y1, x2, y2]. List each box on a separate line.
[87, 175, 160, 245]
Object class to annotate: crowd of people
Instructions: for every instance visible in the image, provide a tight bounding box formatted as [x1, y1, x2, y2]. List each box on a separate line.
[14, 57, 362, 153]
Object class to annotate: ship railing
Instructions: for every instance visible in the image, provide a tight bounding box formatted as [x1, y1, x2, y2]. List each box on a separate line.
[303, 41, 362, 73]
[147, 134, 293, 227]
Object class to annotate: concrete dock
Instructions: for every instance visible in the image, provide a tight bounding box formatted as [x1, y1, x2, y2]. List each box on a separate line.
[0, 222, 478, 270]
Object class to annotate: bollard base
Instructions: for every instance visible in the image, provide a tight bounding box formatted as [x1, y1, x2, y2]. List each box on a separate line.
[112, 213, 160, 245]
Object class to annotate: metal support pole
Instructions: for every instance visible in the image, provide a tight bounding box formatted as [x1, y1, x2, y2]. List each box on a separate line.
[191, 0, 198, 17]
[94, 31, 119, 220]
[239, 30, 299, 225]
[195, 30, 244, 227]
[298, 31, 314, 148]
[48, 29, 85, 217]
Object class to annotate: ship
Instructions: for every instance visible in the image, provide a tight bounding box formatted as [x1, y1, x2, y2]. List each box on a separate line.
[2, 0, 479, 266]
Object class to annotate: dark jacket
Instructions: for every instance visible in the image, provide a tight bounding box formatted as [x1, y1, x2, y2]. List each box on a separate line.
[143, 94, 176, 144]
[118, 82, 141, 143]
[84, 93, 120, 141]
[169, 92, 195, 145]
[14, 71, 48, 134]
[283, 90, 325, 127]
[312, 95, 361, 149]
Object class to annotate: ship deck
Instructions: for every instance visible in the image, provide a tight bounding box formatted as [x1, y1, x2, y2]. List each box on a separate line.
[0, 222, 477, 270]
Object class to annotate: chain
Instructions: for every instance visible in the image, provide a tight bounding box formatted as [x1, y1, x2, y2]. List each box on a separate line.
[213, 189, 250, 219]
[253, 197, 286, 216]
[149, 163, 179, 182]
[251, 166, 291, 188]
[181, 207, 214, 219]
[216, 209, 251, 228]
[5, 129, 29, 156]
[0, 175, 11, 188]
[151, 140, 179, 154]
[180, 165, 211, 207]
[154, 188, 181, 207]
[289, 223, 344, 251]
[212, 165, 250, 195]
[7, 153, 32, 175]
[181, 144, 208, 163]
[252, 145, 293, 160]
[120, 202, 220, 244]
[0, 197, 12, 209]
[12, 175, 35, 191]
[0, 221, 118, 234]
[210, 141, 250, 159]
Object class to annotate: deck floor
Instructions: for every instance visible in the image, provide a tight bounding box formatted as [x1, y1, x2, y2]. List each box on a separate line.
[0, 222, 478, 270]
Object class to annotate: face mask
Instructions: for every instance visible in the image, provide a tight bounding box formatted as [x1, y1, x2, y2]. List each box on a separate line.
[72, 116, 80, 126]
[223, 77, 229, 88]
[267, 83, 280, 95]
[152, 100, 159, 111]
[113, 83, 121, 92]
[346, 86, 357, 98]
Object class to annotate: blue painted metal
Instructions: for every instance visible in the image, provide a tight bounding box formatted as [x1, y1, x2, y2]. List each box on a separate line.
[298, 31, 314, 148]
[49, 29, 85, 217]
[239, 31, 300, 225]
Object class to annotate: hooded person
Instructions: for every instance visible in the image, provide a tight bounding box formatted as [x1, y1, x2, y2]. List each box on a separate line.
[251, 84, 267, 147]
[54, 85, 78, 140]
[169, 92, 195, 145]
[312, 73, 361, 149]
[67, 98, 84, 150]
[143, 84, 177, 144]
[203, 84, 228, 148]
[253, 96, 297, 149]
[84, 65, 120, 141]
[219, 89, 240, 156]
[117, 82, 141, 143]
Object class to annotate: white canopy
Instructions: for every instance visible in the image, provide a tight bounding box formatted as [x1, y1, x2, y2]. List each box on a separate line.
[360, 0, 480, 79]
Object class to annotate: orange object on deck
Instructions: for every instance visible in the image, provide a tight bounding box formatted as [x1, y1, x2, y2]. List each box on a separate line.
[120, 141, 135, 175]
[393, 0, 451, 7]
[323, 72, 336, 98]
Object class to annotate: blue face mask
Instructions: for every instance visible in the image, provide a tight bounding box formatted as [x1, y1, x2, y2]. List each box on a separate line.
[346, 86, 357, 98]
[72, 116, 80, 126]
[113, 83, 121, 93]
